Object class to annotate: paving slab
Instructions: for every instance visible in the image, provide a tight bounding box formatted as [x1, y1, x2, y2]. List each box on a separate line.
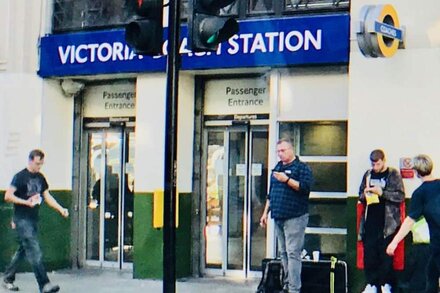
[1, 269, 260, 293]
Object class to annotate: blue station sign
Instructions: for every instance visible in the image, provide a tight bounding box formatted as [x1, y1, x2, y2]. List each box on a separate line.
[38, 14, 349, 77]
[374, 21, 403, 41]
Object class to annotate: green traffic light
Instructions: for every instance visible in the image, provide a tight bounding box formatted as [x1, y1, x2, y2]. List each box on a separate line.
[207, 33, 219, 44]
[189, 0, 239, 52]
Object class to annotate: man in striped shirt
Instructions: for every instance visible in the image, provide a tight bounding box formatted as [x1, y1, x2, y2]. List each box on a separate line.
[260, 138, 313, 293]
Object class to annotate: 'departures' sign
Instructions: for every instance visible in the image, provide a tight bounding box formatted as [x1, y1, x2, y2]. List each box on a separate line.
[38, 14, 349, 77]
[204, 78, 269, 120]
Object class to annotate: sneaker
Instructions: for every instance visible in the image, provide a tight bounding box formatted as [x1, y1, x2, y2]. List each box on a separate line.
[361, 284, 377, 293]
[2, 280, 19, 291]
[381, 283, 392, 293]
[41, 283, 60, 293]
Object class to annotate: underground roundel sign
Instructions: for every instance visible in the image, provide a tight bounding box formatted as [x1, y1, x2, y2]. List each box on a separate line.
[357, 4, 405, 58]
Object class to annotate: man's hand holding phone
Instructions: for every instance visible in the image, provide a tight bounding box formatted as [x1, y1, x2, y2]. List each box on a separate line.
[365, 185, 383, 196]
[27, 193, 42, 207]
[273, 171, 289, 183]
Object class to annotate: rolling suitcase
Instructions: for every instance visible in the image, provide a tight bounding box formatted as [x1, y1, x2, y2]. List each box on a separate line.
[301, 257, 348, 293]
[256, 258, 285, 293]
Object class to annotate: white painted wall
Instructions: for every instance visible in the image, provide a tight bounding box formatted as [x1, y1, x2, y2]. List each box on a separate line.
[278, 68, 348, 121]
[40, 79, 74, 189]
[0, 0, 10, 70]
[0, 76, 74, 190]
[134, 74, 166, 192]
[348, 0, 440, 198]
[0, 75, 43, 188]
[1, 0, 43, 73]
[0, 0, 73, 190]
[134, 73, 194, 193]
[177, 73, 195, 192]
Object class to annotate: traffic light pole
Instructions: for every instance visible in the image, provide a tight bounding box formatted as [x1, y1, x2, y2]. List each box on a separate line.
[163, 0, 180, 292]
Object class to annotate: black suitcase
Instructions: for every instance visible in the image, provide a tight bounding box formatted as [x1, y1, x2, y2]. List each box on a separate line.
[301, 257, 348, 293]
[256, 258, 285, 293]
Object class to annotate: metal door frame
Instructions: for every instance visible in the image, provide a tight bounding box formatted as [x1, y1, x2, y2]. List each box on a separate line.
[203, 124, 268, 278]
[81, 122, 134, 270]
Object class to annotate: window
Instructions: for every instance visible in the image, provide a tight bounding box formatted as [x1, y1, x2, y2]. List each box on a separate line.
[298, 123, 347, 156]
[248, 0, 274, 14]
[279, 121, 347, 195]
[52, 0, 350, 33]
[279, 121, 348, 258]
[52, 0, 136, 33]
[220, 2, 239, 16]
[284, 0, 350, 12]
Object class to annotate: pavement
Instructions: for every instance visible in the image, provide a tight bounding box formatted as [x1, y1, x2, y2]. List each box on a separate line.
[1, 269, 260, 293]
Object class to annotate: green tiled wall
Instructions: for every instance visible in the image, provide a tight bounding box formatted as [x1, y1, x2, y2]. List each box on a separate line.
[133, 192, 192, 279]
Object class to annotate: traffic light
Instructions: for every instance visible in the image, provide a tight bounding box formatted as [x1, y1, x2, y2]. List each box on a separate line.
[125, 0, 163, 56]
[189, 0, 239, 52]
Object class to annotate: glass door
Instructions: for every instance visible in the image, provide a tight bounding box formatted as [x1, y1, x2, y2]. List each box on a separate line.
[84, 127, 135, 269]
[204, 125, 268, 277]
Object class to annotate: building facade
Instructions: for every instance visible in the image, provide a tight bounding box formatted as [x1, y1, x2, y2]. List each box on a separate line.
[0, 0, 439, 291]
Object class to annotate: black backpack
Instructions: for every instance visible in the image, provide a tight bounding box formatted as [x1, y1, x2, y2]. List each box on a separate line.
[256, 258, 285, 293]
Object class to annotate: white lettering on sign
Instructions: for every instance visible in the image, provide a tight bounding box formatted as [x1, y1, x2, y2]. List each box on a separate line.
[227, 30, 321, 55]
[58, 42, 141, 64]
[379, 25, 397, 37]
[234, 114, 258, 120]
[56, 29, 322, 65]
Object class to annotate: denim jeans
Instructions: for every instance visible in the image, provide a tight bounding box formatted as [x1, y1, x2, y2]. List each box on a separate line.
[425, 250, 440, 293]
[3, 218, 50, 291]
[275, 214, 309, 293]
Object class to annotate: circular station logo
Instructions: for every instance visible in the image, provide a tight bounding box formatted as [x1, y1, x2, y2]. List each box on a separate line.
[357, 4, 404, 58]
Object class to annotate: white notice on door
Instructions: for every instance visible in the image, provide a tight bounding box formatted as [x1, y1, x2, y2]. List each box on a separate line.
[252, 164, 262, 176]
[236, 164, 246, 176]
[215, 159, 224, 174]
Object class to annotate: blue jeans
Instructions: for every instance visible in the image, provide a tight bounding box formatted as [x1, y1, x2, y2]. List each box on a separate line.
[3, 218, 50, 291]
[425, 250, 440, 293]
[275, 214, 309, 293]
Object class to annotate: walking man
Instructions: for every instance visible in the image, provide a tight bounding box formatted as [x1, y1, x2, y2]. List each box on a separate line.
[359, 149, 405, 293]
[260, 139, 314, 293]
[2, 149, 69, 293]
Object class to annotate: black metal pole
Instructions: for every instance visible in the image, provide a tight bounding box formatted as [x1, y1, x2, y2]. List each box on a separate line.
[163, 0, 180, 292]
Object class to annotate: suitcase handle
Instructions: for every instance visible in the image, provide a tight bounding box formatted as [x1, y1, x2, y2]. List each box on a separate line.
[330, 256, 337, 293]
